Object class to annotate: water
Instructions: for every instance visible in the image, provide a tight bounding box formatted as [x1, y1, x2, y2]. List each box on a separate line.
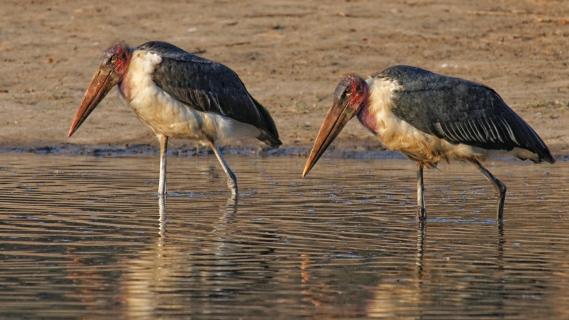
[0, 153, 567, 319]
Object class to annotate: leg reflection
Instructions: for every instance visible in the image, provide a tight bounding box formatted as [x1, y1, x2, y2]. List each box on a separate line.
[212, 196, 239, 260]
[219, 196, 238, 225]
[159, 194, 167, 239]
[416, 221, 426, 279]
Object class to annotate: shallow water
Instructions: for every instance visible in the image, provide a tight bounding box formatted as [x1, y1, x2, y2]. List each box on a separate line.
[0, 153, 567, 319]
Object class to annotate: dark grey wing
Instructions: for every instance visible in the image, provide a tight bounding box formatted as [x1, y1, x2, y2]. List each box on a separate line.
[138, 41, 281, 146]
[377, 65, 553, 162]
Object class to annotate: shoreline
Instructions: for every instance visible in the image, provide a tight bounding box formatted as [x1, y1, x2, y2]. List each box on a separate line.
[1, 143, 566, 162]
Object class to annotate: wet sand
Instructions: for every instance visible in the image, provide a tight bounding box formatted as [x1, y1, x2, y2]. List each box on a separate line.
[1, 0, 569, 156]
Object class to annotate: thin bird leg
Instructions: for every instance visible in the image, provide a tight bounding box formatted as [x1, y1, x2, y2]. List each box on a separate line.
[472, 160, 507, 221]
[157, 134, 168, 196]
[209, 142, 238, 197]
[417, 162, 426, 221]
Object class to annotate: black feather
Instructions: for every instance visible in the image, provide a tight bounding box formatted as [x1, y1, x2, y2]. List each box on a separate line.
[137, 41, 281, 147]
[374, 65, 554, 163]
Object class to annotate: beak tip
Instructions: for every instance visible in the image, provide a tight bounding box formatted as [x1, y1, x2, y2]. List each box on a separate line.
[67, 66, 113, 140]
[301, 165, 311, 178]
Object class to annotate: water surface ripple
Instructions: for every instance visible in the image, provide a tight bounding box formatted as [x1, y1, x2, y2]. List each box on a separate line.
[0, 154, 567, 319]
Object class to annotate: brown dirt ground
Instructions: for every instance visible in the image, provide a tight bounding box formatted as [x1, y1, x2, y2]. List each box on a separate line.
[1, 0, 569, 155]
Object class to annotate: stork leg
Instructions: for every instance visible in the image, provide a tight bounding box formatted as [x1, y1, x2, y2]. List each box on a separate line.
[209, 142, 238, 197]
[471, 160, 506, 221]
[157, 134, 168, 196]
[416, 162, 426, 221]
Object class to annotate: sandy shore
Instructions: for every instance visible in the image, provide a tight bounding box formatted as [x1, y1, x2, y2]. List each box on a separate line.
[1, 0, 568, 156]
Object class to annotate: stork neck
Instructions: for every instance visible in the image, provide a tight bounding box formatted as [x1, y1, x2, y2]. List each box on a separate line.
[357, 94, 378, 134]
[118, 65, 133, 101]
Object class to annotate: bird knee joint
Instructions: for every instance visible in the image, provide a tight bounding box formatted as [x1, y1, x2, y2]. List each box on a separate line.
[498, 182, 507, 194]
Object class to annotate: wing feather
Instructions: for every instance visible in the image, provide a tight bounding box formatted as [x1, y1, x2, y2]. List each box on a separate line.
[137, 41, 281, 146]
[376, 65, 553, 162]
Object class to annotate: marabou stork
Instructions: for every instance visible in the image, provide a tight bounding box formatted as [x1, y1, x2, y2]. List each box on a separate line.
[303, 65, 554, 221]
[68, 41, 281, 196]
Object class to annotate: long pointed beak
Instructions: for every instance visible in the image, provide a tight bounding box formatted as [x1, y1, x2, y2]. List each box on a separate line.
[302, 102, 354, 177]
[68, 67, 115, 137]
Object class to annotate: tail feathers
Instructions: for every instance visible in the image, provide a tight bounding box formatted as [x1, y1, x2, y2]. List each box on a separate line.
[510, 112, 555, 164]
[250, 95, 281, 148]
[538, 147, 555, 164]
[521, 143, 555, 164]
[258, 130, 282, 147]
[525, 126, 555, 164]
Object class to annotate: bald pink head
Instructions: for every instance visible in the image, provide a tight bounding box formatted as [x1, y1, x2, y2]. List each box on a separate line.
[303, 74, 370, 177]
[67, 42, 132, 137]
[103, 42, 131, 77]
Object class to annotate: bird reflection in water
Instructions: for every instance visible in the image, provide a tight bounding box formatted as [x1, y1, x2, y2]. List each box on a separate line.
[156, 194, 238, 239]
[158, 195, 167, 239]
[123, 194, 240, 317]
[296, 220, 506, 318]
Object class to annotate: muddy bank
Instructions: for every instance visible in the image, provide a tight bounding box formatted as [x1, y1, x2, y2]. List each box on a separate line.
[0, 143, 402, 159]
[1, 0, 568, 155]
[3, 143, 567, 162]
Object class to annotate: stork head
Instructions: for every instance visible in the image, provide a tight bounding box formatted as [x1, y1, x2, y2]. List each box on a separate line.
[68, 42, 132, 137]
[303, 74, 369, 177]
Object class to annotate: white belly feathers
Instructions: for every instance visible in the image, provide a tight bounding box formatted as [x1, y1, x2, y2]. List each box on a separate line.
[119, 50, 260, 145]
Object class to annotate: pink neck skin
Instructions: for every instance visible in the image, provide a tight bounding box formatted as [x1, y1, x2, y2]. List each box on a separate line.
[117, 55, 133, 100]
[356, 93, 378, 134]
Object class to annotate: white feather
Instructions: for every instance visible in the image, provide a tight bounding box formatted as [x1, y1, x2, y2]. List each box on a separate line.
[119, 50, 261, 145]
[364, 77, 540, 163]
